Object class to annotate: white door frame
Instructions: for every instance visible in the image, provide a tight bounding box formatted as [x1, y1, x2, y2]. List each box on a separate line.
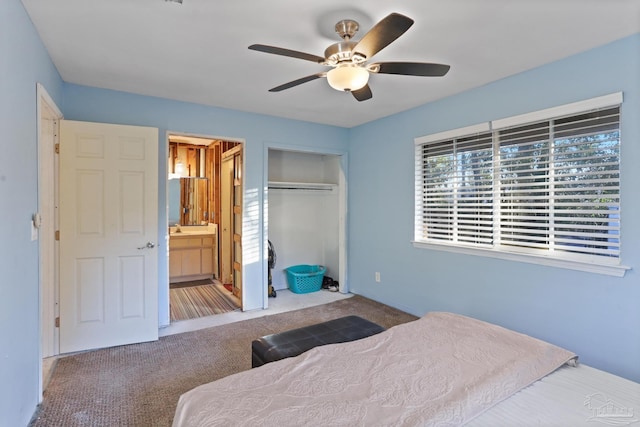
[36, 83, 63, 400]
[263, 144, 348, 309]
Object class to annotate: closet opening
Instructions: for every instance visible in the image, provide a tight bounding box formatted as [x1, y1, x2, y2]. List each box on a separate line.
[266, 148, 347, 300]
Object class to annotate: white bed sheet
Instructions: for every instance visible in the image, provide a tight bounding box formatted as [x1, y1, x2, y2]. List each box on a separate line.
[468, 363, 640, 426]
[173, 312, 577, 427]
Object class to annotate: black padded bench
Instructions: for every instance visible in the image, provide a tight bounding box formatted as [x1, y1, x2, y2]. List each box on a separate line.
[251, 315, 385, 368]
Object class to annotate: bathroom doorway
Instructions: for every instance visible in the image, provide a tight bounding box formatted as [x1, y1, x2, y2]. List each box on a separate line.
[167, 133, 243, 321]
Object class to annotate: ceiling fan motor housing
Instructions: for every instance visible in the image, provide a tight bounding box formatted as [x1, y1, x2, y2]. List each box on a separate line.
[324, 41, 364, 64]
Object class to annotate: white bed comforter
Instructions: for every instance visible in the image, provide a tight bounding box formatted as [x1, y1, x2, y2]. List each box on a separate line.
[173, 312, 576, 426]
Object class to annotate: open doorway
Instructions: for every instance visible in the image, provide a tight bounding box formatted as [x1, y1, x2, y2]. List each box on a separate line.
[167, 134, 243, 322]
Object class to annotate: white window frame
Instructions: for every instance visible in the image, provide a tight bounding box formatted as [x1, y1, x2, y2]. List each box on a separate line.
[413, 93, 630, 277]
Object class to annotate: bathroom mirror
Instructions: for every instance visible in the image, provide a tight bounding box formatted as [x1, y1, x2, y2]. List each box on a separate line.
[168, 177, 209, 226]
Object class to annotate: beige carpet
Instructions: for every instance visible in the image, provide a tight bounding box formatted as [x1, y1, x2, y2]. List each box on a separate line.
[30, 295, 417, 427]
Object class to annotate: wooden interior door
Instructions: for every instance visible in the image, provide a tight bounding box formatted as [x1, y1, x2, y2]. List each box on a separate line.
[221, 146, 243, 302]
[220, 155, 233, 285]
[231, 149, 243, 300]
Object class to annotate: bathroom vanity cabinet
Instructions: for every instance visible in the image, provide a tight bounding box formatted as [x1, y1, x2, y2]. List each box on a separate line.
[169, 232, 218, 283]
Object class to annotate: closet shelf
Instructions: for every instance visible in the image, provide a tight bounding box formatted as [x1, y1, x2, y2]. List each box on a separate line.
[268, 181, 337, 191]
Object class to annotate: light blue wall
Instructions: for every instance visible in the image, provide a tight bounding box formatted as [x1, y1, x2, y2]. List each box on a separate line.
[348, 34, 640, 382]
[0, 0, 63, 425]
[61, 83, 350, 325]
[3, 3, 638, 423]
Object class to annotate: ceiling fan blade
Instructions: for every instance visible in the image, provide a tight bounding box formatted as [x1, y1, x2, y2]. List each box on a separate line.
[269, 73, 326, 92]
[372, 62, 451, 77]
[352, 13, 414, 60]
[248, 44, 325, 64]
[351, 84, 372, 102]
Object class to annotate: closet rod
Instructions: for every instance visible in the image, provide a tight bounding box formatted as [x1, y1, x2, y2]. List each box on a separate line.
[267, 181, 336, 191]
[268, 186, 333, 191]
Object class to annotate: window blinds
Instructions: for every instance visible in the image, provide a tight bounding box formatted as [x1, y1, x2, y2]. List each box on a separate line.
[498, 107, 620, 258]
[415, 104, 621, 263]
[416, 132, 494, 245]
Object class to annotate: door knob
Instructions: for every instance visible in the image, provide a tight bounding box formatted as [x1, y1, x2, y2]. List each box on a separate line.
[137, 242, 156, 249]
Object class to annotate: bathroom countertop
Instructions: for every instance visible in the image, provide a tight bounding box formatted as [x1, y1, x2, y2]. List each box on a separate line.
[170, 230, 215, 237]
[169, 224, 217, 237]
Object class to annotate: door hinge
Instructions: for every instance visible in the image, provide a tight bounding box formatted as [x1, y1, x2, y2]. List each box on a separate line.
[55, 230, 60, 241]
[55, 317, 60, 328]
[54, 143, 60, 154]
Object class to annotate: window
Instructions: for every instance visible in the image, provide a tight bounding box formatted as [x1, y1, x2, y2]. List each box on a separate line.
[417, 130, 494, 246]
[414, 94, 626, 275]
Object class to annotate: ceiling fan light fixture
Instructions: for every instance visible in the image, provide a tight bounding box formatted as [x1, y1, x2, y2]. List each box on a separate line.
[249, 13, 449, 101]
[326, 65, 369, 92]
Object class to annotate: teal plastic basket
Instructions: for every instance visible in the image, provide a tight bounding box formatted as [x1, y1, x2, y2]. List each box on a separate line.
[286, 265, 326, 294]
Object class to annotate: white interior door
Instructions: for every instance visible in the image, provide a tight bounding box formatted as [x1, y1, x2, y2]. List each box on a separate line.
[59, 120, 159, 353]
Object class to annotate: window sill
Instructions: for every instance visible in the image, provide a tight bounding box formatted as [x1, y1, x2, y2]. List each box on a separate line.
[412, 241, 630, 277]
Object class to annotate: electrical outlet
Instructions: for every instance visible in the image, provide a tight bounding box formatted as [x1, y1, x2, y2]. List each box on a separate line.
[375, 272, 381, 282]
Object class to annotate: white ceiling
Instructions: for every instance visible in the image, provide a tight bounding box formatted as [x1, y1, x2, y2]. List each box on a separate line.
[21, 0, 640, 128]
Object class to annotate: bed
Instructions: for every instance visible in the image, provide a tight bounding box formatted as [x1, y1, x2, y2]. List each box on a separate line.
[173, 312, 640, 426]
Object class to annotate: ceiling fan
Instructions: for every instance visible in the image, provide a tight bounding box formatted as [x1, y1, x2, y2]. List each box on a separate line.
[248, 12, 450, 102]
